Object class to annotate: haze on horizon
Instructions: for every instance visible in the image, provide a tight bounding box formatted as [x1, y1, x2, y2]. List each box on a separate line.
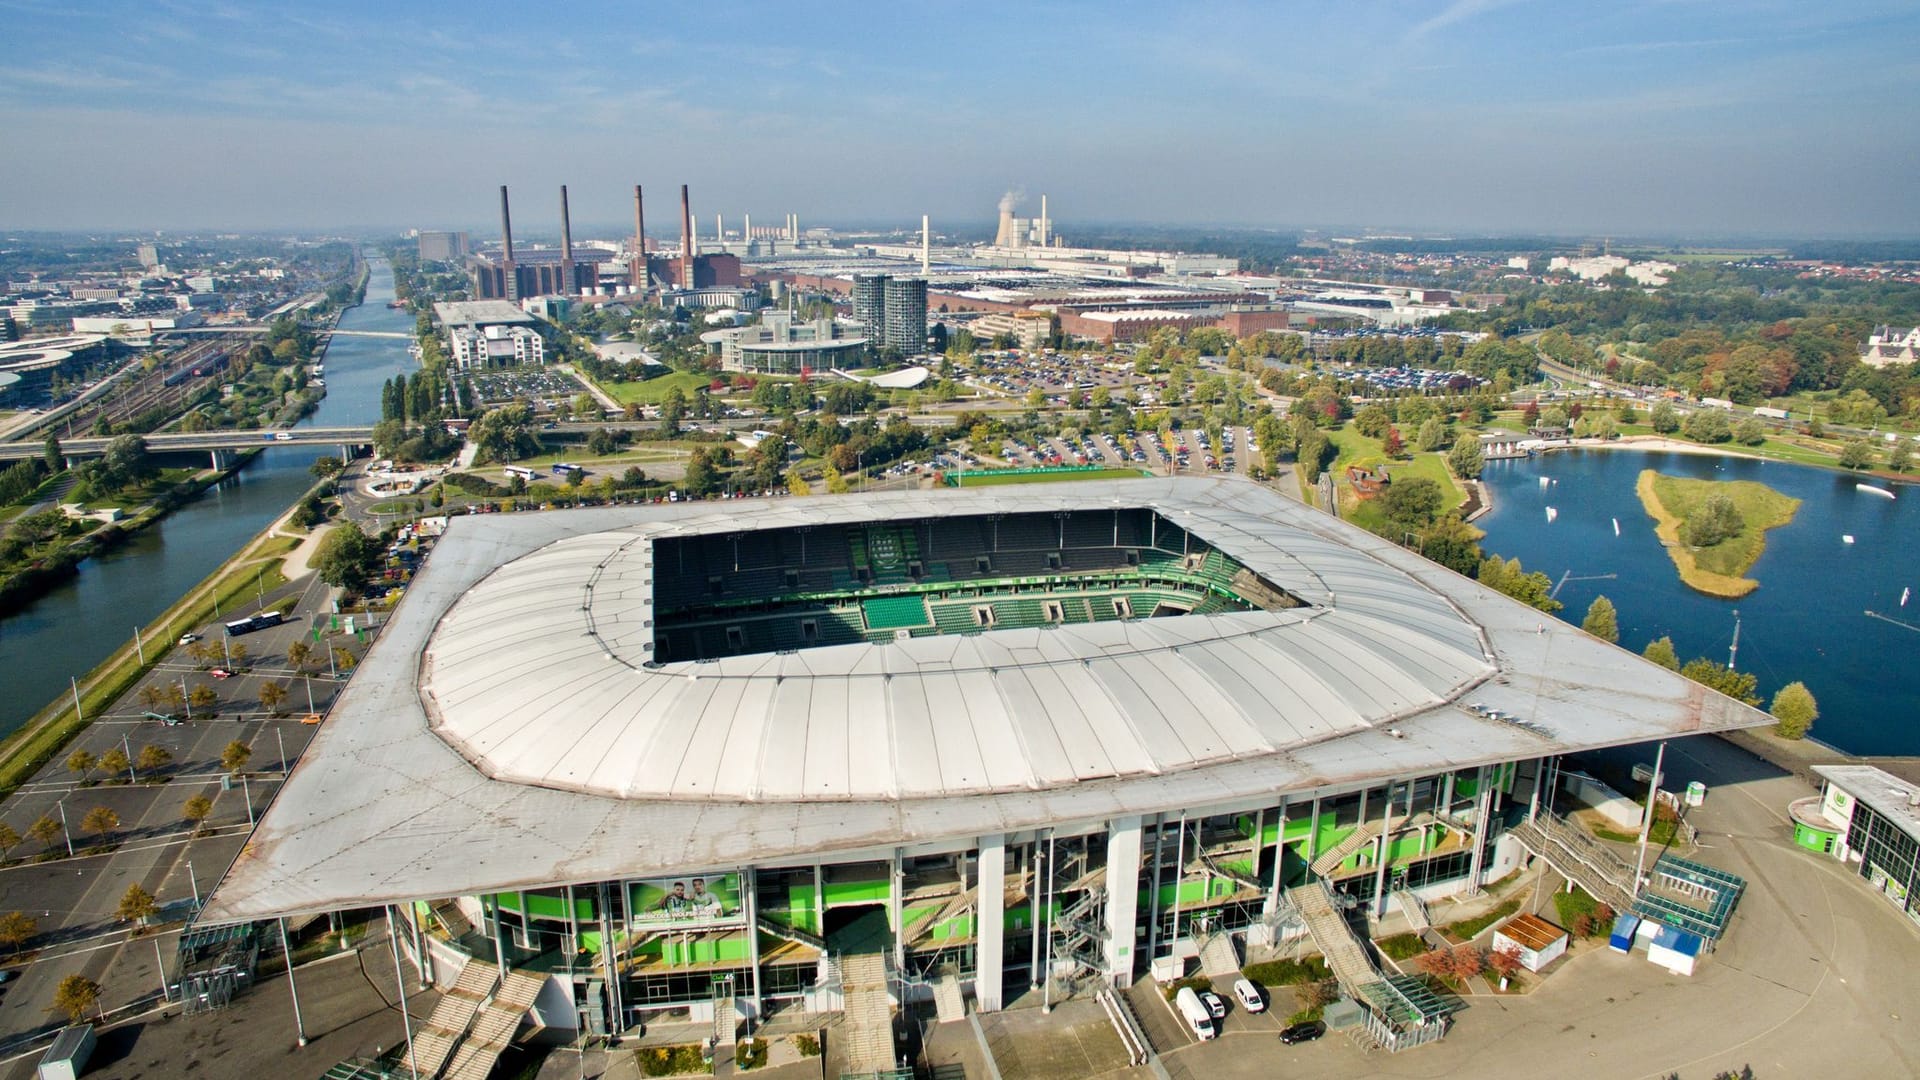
[3, 0, 1917, 240]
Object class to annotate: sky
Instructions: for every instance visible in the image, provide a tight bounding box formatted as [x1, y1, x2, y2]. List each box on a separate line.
[3, 0, 1918, 238]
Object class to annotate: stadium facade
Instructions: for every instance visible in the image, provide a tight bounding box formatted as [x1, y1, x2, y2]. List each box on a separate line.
[205, 477, 1768, 1045]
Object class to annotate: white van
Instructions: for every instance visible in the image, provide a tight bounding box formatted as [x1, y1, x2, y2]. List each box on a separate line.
[1175, 986, 1217, 1041]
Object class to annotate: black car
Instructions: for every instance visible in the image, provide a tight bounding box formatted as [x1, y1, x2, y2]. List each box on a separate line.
[1279, 1020, 1326, 1045]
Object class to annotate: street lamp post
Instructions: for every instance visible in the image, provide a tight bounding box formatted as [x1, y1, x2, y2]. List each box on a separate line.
[282, 916, 308, 1046]
[134, 625, 145, 665]
[123, 732, 136, 784]
[55, 798, 73, 857]
[187, 860, 200, 906]
[277, 728, 287, 774]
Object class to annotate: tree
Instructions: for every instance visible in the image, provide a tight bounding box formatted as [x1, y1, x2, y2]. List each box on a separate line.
[1732, 417, 1766, 446]
[1415, 417, 1448, 453]
[682, 446, 719, 497]
[0, 912, 35, 956]
[42, 434, 62, 473]
[0, 822, 17, 861]
[26, 816, 62, 855]
[97, 747, 131, 783]
[188, 684, 218, 712]
[286, 640, 312, 669]
[1681, 409, 1731, 443]
[65, 749, 95, 784]
[81, 806, 118, 845]
[227, 641, 249, 669]
[1838, 438, 1876, 470]
[49, 974, 100, 1023]
[1382, 426, 1406, 458]
[468, 402, 539, 462]
[136, 745, 172, 775]
[117, 883, 158, 925]
[309, 456, 344, 479]
[315, 522, 378, 591]
[1450, 945, 1484, 980]
[1378, 478, 1445, 530]
[1487, 946, 1524, 983]
[787, 471, 811, 496]
[1770, 681, 1819, 740]
[1581, 596, 1619, 643]
[1679, 493, 1743, 548]
[182, 794, 214, 832]
[258, 682, 288, 715]
[1891, 441, 1913, 474]
[1643, 636, 1680, 670]
[1447, 434, 1486, 479]
[1680, 658, 1760, 706]
[1353, 404, 1392, 439]
[1650, 401, 1680, 434]
[221, 740, 252, 774]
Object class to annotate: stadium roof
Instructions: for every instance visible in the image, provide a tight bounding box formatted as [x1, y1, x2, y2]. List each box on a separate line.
[203, 477, 1772, 922]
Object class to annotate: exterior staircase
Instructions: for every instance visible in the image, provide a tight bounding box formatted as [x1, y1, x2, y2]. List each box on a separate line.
[1291, 881, 1379, 996]
[838, 951, 897, 1075]
[1198, 930, 1240, 978]
[1393, 889, 1430, 934]
[931, 970, 966, 1024]
[1507, 815, 1635, 913]
[409, 959, 496, 1077]
[1310, 820, 1385, 877]
[439, 969, 546, 1080]
[430, 899, 474, 939]
[756, 913, 825, 952]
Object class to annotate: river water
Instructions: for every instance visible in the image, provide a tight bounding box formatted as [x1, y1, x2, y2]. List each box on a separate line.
[1475, 448, 1920, 756]
[0, 255, 413, 737]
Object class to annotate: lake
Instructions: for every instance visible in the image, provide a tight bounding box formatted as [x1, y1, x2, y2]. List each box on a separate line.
[1475, 447, 1919, 756]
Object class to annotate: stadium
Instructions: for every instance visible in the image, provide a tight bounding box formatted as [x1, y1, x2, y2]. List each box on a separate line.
[204, 476, 1770, 1066]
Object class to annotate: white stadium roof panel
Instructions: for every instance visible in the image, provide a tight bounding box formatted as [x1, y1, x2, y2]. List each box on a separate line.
[204, 476, 1774, 923]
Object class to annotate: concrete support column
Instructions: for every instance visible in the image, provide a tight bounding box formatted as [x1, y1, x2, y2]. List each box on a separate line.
[744, 867, 763, 1020]
[1143, 814, 1166, 965]
[1371, 783, 1397, 919]
[977, 834, 1007, 1013]
[1266, 799, 1289, 914]
[1101, 816, 1143, 985]
[889, 848, 906, 985]
[1466, 766, 1492, 896]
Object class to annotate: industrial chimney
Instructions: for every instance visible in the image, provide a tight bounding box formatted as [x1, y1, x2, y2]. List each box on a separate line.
[498, 185, 517, 300]
[632, 185, 647, 289]
[559, 184, 575, 296]
[922, 215, 930, 273]
[679, 184, 694, 289]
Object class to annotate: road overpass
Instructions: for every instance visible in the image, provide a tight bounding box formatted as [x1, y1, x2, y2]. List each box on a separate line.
[0, 427, 377, 463]
[163, 327, 414, 340]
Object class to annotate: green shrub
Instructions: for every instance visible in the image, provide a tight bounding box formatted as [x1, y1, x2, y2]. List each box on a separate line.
[1243, 954, 1331, 987]
[735, 1040, 767, 1070]
[1162, 974, 1213, 1001]
[1376, 933, 1428, 961]
[794, 1034, 821, 1058]
[635, 1044, 708, 1077]
[1441, 898, 1521, 942]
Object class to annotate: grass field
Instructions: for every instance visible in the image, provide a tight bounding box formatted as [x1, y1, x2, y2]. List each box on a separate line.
[594, 370, 719, 406]
[1322, 427, 1468, 528]
[952, 467, 1144, 487]
[1638, 469, 1801, 597]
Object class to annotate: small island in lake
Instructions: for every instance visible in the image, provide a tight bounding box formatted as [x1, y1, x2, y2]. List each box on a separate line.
[1636, 470, 1801, 598]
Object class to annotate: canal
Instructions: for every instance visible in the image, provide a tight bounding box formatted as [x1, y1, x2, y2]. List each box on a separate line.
[1475, 447, 1920, 756]
[0, 255, 414, 737]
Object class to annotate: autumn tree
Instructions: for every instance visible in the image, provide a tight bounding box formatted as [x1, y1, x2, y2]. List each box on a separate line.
[64, 749, 95, 784]
[117, 883, 157, 925]
[26, 816, 62, 856]
[220, 740, 252, 774]
[1642, 636, 1680, 671]
[0, 823, 16, 862]
[182, 794, 214, 833]
[187, 684, 218, 712]
[49, 974, 100, 1023]
[258, 682, 288, 715]
[81, 806, 119, 844]
[1487, 947, 1524, 983]
[136, 745, 172, 775]
[286, 640, 312, 669]
[97, 747, 131, 783]
[0, 911, 36, 956]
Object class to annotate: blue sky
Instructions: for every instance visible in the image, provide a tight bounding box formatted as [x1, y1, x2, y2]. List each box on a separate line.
[3, 0, 1917, 237]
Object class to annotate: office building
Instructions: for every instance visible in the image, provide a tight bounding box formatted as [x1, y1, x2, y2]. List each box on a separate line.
[418, 231, 472, 263]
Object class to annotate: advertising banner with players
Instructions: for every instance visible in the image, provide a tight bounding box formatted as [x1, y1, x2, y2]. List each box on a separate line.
[629, 873, 744, 930]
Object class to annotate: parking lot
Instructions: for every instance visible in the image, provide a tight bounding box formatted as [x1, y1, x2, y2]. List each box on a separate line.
[466, 368, 592, 408]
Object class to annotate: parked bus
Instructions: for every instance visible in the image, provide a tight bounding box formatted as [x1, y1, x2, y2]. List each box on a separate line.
[224, 611, 284, 636]
[503, 465, 539, 481]
[551, 462, 582, 477]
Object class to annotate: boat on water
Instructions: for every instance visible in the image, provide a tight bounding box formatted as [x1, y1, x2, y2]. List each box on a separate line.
[1612, 518, 1620, 536]
[1546, 507, 1558, 523]
[1858, 483, 1896, 500]
[1844, 535, 1856, 544]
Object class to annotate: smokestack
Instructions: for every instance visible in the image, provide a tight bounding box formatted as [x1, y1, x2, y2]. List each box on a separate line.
[745, 212, 751, 245]
[680, 184, 694, 289]
[559, 184, 575, 296]
[716, 213, 723, 246]
[498, 185, 517, 300]
[632, 185, 646, 289]
[922, 214, 930, 273]
[1040, 194, 1048, 247]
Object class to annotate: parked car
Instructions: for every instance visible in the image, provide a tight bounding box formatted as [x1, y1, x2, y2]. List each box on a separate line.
[208, 668, 232, 680]
[1199, 990, 1226, 1020]
[178, 633, 200, 645]
[1232, 978, 1265, 1013]
[1280, 1020, 1326, 1045]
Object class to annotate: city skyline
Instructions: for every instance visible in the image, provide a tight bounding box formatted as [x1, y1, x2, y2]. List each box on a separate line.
[2, 0, 1918, 236]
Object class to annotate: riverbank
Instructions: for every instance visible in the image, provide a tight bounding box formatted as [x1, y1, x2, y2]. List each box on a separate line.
[0, 448, 266, 616]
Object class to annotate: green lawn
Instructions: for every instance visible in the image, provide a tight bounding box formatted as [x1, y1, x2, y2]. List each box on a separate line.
[1323, 426, 1467, 529]
[594, 370, 720, 406]
[953, 467, 1145, 487]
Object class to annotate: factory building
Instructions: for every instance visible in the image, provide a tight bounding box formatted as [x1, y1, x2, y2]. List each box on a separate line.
[418, 231, 472, 263]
